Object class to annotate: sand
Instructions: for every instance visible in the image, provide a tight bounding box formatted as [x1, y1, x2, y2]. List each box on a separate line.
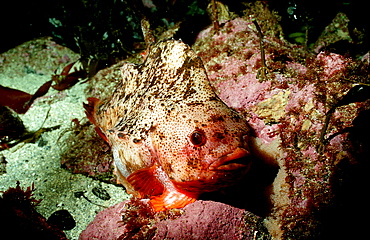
[0, 37, 130, 239]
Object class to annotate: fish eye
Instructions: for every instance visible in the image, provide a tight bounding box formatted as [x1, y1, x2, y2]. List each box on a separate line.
[190, 129, 206, 147]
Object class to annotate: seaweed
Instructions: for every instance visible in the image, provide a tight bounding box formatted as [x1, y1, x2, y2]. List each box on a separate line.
[0, 106, 60, 151]
[0, 80, 52, 114]
[0, 182, 67, 240]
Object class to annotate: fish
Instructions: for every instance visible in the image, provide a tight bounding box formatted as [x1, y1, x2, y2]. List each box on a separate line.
[84, 39, 252, 212]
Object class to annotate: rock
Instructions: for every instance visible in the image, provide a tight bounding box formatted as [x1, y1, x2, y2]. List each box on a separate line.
[79, 201, 127, 240]
[192, 8, 370, 239]
[153, 201, 267, 240]
[80, 199, 269, 240]
[47, 209, 76, 230]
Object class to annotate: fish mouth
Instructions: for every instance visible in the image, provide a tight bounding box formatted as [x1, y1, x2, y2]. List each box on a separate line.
[209, 147, 251, 171]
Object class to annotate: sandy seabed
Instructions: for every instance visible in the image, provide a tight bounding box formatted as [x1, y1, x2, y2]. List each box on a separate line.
[0, 37, 130, 240]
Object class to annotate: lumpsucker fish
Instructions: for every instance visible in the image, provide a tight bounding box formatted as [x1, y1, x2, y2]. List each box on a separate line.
[84, 39, 252, 212]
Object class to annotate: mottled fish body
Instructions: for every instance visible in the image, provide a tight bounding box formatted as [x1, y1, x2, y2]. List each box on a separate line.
[85, 40, 251, 211]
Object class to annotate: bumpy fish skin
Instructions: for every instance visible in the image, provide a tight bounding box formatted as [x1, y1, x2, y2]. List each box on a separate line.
[85, 39, 252, 211]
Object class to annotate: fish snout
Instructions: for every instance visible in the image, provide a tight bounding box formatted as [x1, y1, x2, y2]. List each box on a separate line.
[209, 147, 252, 171]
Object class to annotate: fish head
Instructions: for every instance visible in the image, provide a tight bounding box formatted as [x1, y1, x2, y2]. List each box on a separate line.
[152, 99, 252, 193]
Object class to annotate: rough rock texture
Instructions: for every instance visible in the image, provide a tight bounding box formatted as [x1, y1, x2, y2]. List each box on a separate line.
[79, 201, 127, 240]
[153, 201, 267, 240]
[0, 37, 79, 78]
[191, 6, 370, 239]
[80, 200, 269, 240]
[60, 120, 116, 183]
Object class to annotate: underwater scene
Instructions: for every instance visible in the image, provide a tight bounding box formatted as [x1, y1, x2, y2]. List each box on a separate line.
[1, 1, 369, 239]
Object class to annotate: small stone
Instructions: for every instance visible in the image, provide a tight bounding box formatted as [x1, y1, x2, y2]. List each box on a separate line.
[92, 186, 111, 201]
[47, 209, 76, 230]
[0, 154, 7, 174]
[254, 91, 290, 124]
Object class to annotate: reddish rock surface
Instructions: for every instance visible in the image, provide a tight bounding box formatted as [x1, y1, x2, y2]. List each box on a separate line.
[79, 201, 127, 240]
[193, 12, 369, 239]
[153, 201, 266, 240]
[80, 200, 268, 240]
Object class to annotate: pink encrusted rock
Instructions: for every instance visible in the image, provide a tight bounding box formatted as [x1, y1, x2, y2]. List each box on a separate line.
[153, 201, 265, 240]
[192, 7, 370, 239]
[79, 201, 127, 240]
[80, 199, 268, 240]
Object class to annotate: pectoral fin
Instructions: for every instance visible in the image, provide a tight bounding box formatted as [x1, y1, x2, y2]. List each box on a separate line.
[149, 190, 198, 212]
[83, 97, 108, 143]
[127, 166, 198, 212]
[127, 166, 164, 197]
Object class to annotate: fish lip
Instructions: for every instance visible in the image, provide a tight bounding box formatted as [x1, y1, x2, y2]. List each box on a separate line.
[209, 147, 251, 171]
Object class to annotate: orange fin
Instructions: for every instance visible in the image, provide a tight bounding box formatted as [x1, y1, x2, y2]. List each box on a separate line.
[83, 97, 108, 143]
[83, 97, 100, 126]
[127, 166, 164, 197]
[149, 190, 197, 212]
[93, 126, 108, 143]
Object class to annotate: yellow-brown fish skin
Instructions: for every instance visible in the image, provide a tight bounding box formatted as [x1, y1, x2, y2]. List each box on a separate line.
[85, 39, 252, 211]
